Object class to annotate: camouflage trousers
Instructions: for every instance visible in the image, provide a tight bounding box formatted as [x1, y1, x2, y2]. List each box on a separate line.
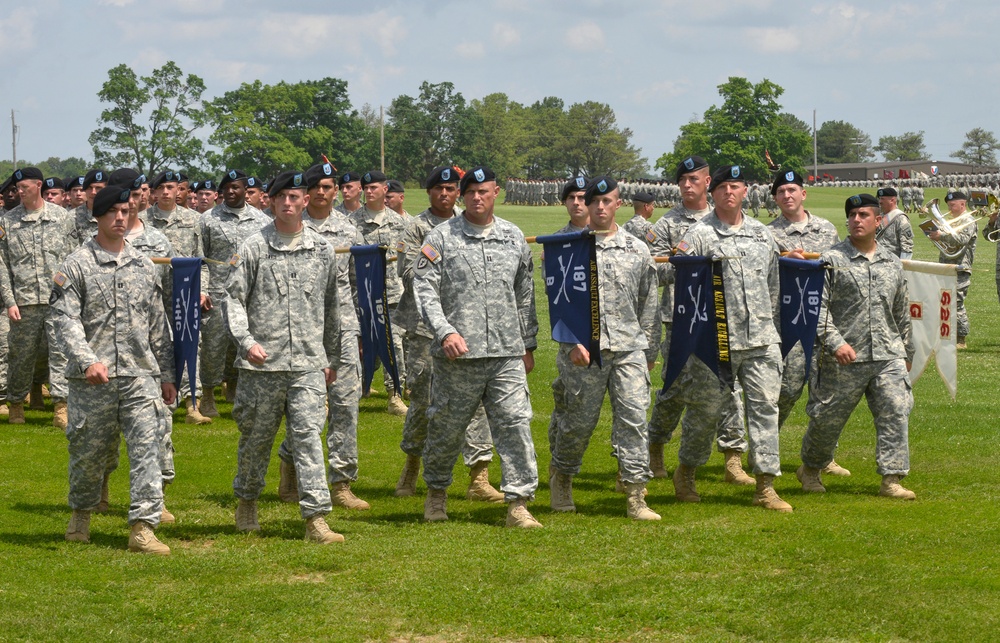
[777, 342, 808, 430]
[0, 313, 7, 400]
[678, 344, 783, 476]
[399, 333, 493, 466]
[198, 298, 232, 390]
[8, 304, 67, 403]
[66, 376, 164, 526]
[956, 269, 970, 338]
[801, 358, 912, 476]
[233, 369, 332, 519]
[104, 391, 175, 486]
[648, 322, 747, 451]
[423, 355, 537, 501]
[549, 346, 651, 484]
[279, 332, 363, 484]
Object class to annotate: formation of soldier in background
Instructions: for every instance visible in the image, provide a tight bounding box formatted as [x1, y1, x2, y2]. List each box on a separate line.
[0, 155, 946, 554]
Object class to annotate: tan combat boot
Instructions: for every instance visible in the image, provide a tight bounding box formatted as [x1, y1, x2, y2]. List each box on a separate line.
[673, 464, 700, 503]
[823, 460, 851, 477]
[424, 488, 448, 522]
[394, 454, 420, 497]
[65, 510, 91, 542]
[53, 401, 68, 430]
[649, 442, 668, 478]
[278, 459, 298, 503]
[752, 474, 793, 512]
[331, 481, 371, 510]
[625, 483, 661, 521]
[466, 461, 504, 503]
[184, 398, 211, 425]
[387, 394, 408, 416]
[96, 472, 111, 513]
[235, 499, 260, 532]
[8, 402, 24, 424]
[0, 403, 8, 417]
[506, 498, 543, 528]
[199, 394, 219, 418]
[128, 521, 170, 555]
[548, 464, 575, 513]
[160, 505, 176, 524]
[615, 470, 647, 496]
[29, 383, 45, 410]
[880, 474, 916, 500]
[796, 464, 825, 493]
[723, 449, 755, 485]
[305, 514, 345, 544]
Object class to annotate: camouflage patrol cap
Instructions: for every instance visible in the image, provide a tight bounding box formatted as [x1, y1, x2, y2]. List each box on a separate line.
[844, 193, 878, 214]
[584, 176, 618, 205]
[268, 170, 306, 197]
[92, 184, 131, 218]
[219, 169, 248, 189]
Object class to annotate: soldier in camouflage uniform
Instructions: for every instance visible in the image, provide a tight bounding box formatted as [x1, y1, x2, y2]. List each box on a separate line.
[798, 194, 915, 500]
[414, 166, 542, 528]
[224, 170, 344, 544]
[621, 191, 655, 245]
[350, 170, 409, 414]
[928, 190, 976, 347]
[876, 187, 914, 260]
[198, 169, 269, 418]
[646, 157, 749, 485]
[393, 166, 503, 503]
[68, 169, 107, 245]
[673, 165, 792, 512]
[335, 172, 363, 217]
[276, 161, 372, 511]
[547, 177, 661, 521]
[0, 167, 77, 427]
[56, 185, 176, 554]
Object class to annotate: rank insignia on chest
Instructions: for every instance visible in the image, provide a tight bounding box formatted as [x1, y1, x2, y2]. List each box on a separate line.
[53, 272, 67, 287]
[229, 253, 240, 266]
[421, 244, 441, 263]
[676, 240, 692, 255]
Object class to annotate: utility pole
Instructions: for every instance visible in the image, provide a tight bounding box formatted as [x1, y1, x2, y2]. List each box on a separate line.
[380, 105, 385, 174]
[11, 109, 17, 168]
[812, 109, 817, 183]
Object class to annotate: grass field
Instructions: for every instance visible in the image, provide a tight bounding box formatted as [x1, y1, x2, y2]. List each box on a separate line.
[1, 186, 998, 642]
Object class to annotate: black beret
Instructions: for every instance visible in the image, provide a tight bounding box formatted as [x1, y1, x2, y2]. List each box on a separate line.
[176, 172, 188, 183]
[459, 166, 496, 195]
[219, 169, 248, 189]
[246, 176, 262, 189]
[675, 155, 708, 182]
[945, 191, 968, 202]
[340, 171, 362, 185]
[633, 191, 655, 204]
[93, 185, 131, 218]
[268, 170, 306, 198]
[43, 177, 65, 191]
[425, 166, 460, 189]
[66, 176, 84, 189]
[876, 187, 898, 198]
[199, 179, 217, 192]
[844, 193, 879, 214]
[361, 170, 387, 186]
[82, 169, 108, 189]
[386, 179, 404, 194]
[108, 168, 144, 190]
[561, 176, 588, 202]
[150, 170, 182, 189]
[0, 177, 10, 193]
[11, 167, 43, 183]
[304, 163, 336, 189]
[708, 165, 747, 192]
[770, 170, 804, 196]
[190, 181, 201, 192]
[584, 176, 619, 205]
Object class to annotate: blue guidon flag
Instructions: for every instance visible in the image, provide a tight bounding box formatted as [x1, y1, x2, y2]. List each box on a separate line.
[778, 257, 827, 378]
[536, 230, 601, 367]
[351, 244, 401, 395]
[171, 257, 203, 401]
[662, 255, 732, 391]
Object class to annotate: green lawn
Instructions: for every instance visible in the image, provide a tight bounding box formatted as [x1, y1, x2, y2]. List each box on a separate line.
[1, 186, 997, 642]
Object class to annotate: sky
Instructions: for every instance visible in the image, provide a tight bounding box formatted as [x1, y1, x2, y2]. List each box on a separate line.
[1, 0, 996, 174]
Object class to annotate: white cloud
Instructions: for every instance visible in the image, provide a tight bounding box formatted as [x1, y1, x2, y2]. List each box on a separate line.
[634, 80, 688, 105]
[0, 8, 37, 54]
[744, 27, 801, 54]
[492, 22, 520, 49]
[565, 21, 606, 52]
[258, 11, 406, 59]
[455, 41, 486, 58]
[98, 0, 135, 6]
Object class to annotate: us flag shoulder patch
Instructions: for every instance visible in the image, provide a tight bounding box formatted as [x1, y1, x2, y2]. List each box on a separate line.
[421, 244, 441, 262]
[53, 271, 67, 287]
[395, 240, 406, 252]
[229, 253, 240, 266]
[645, 230, 657, 244]
[676, 240, 692, 255]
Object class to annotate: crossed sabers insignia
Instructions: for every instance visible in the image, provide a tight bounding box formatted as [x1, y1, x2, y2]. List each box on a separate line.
[177, 287, 196, 342]
[363, 269, 380, 339]
[687, 283, 708, 333]
[790, 276, 811, 325]
[553, 251, 576, 305]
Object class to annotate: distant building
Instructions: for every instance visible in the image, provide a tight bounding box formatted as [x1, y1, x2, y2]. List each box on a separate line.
[809, 160, 998, 182]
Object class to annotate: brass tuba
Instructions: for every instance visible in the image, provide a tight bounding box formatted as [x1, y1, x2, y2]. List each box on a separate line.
[980, 194, 1000, 242]
[919, 198, 981, 260]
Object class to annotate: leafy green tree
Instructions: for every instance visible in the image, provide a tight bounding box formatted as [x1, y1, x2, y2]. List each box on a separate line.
[465, 93, 528, 182]
[89, 61, 206, 176]
[522, 97, 569, 178]
[0, 157, 90, 180]
[816, 120, 874, 163]
[654, 77, 812, 181]
[386, 81, 474, 182]
[875, 131, 926, 162]
[562, 101, 647, 178]
[952, 127, 999, 169]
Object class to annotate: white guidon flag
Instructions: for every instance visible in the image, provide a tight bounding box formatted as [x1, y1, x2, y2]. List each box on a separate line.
[902, 260, 957, 400]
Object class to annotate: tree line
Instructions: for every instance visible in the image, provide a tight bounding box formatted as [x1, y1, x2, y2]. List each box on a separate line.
[7, 63, 998, 184]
